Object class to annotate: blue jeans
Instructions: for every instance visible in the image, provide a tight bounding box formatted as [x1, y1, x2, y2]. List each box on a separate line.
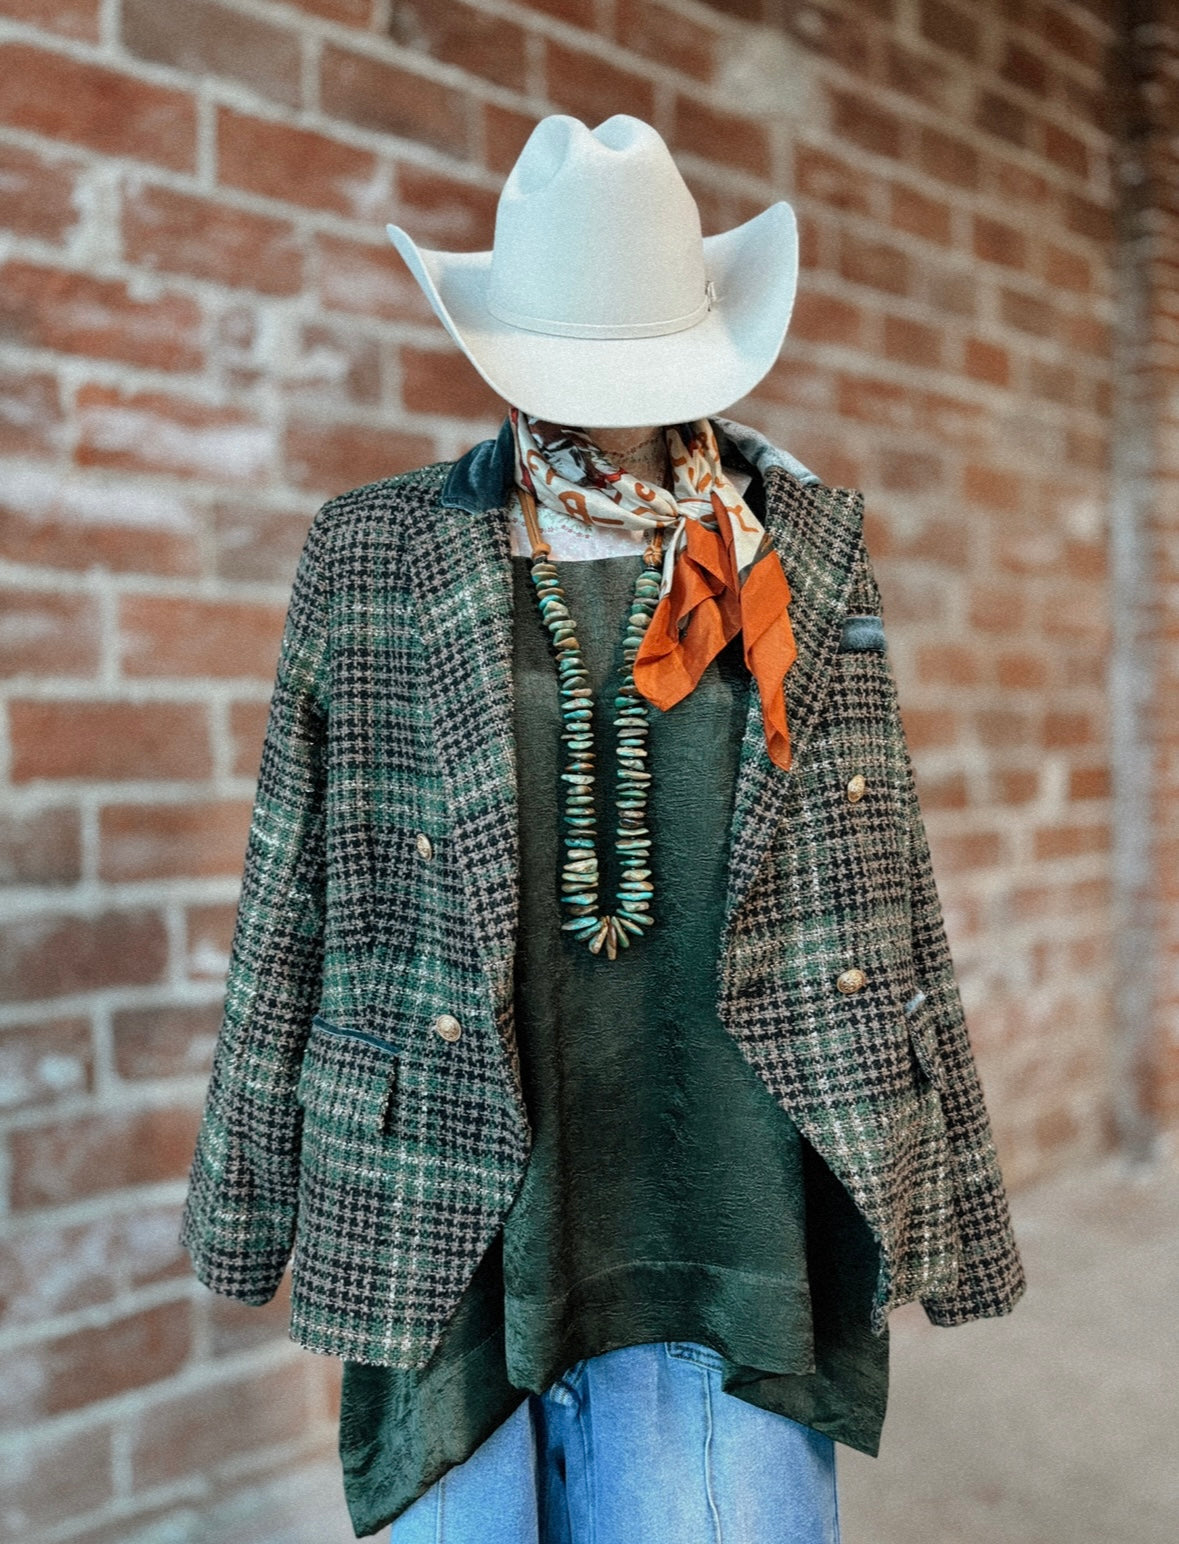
[390, 1340, 841, 1543]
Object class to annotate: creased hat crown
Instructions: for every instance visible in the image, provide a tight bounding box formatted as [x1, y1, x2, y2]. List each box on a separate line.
[486, 114, 712, 340]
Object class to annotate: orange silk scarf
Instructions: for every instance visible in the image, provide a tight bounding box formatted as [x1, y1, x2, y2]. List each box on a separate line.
[509, 406, 798, 770]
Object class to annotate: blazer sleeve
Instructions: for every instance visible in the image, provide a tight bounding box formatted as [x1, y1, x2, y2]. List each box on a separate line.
[855, 536, 1026, 1324]
[901, 735, 1027, 1324]
[178, 508, 332, 1304]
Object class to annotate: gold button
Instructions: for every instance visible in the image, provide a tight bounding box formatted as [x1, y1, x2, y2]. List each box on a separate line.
[846, 774, 866, 804]
[415, 832, 434, 860]
[836, 968, 866, 994]
[433, 1013, 461, 1042]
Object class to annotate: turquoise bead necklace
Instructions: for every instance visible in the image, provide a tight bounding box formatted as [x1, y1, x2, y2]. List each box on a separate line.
[517, 480, 664, 962]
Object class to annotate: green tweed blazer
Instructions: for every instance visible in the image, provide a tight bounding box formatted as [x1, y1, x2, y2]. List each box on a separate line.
[179, 413, 1025, 1367]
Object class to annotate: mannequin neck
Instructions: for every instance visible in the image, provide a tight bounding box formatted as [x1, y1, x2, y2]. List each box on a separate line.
[582, 424, 671, 490]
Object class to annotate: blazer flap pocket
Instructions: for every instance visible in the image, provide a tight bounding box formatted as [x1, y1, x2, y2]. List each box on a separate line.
[296, 1014, 399, 1132]
[903, 989, 946, 1092]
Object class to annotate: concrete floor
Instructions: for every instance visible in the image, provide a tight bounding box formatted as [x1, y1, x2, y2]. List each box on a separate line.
[838, 1156, 1179, 1544]
[233, 1156, 1177, 1543]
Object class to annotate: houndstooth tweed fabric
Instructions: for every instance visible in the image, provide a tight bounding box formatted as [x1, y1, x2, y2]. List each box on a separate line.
[178, 414, 1025, 1368]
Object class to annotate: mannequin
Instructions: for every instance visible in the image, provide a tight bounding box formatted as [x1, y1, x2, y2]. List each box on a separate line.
[583, 424, 671, 489]
[179, 109, 1024, 1544]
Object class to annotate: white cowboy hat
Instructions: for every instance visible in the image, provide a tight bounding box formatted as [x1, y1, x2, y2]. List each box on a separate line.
[386, 113, 798, 428]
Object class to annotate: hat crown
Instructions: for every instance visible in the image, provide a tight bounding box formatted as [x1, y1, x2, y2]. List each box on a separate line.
[487, 115, 710, 340]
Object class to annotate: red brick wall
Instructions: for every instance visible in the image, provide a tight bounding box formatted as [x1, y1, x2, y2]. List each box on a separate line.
[0, 0, 1169, 1537]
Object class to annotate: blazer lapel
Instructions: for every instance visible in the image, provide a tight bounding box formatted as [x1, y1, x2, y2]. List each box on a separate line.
[407, 434, 520, 1009]
[718, 467, 864, 953]
[408, 419, 864, 999]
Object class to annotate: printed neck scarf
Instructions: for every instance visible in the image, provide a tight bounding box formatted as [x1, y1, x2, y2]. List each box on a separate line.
[509, 406, 799, 770]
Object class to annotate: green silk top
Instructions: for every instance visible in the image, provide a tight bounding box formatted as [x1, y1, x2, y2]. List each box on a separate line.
[337, 542, 889, 1538]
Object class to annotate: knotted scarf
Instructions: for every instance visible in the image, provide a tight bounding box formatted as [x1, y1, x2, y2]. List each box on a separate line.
[509, 406, 799, 770]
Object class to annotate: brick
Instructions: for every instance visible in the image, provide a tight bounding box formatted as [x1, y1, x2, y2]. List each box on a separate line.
[400, 345, 506, 419]
[544, 38, 657, 126]
[0, 0, 98, 35]
[828, 89, 903, 160]
[963, 336, 1010, 385]
[218, 106, 385, 221]
[0, 1422, 111, 1535]
[0, 1300, 191, 1427]
[0, 141, 82, 243]
[1043, 120, 1089, 179]
[996, 651, 1050, 690]
[963, 461, 1024, 514]
[514, 0, 595, 23]
[122, 0, 302, 108]
[794, 144, 873, 216]
[100, 802, 249, 889]
[889, 181, 953, 245]
[123, 182, 304, 295]
[0, 1015, 93, 1112]
[113, 1001, 221, 1080]
[0, 1205, 188, 1329]
[75, 385, 273, 484]
[883, 38, 955, 113]
[0, 907, 169, 1003]
[915, 642, 982, 687]
[320, 44, 471, 157]
[994, 766, 1041, 804]
[999, 284, 1054, 337]
[1042, 4, 1105, 70]
[0, 806, 82, 886]
[0, 261, 203, 372]
[396, 163, 498, 250]
[1042, 242, 1092, 293]
[388, 0, 533, 92]
[1027, 358, 1079, 407]
[837, 372, 913, 430]
[672, 96, 771, 178]
[286, 320, 382, 407]
[974, 708, 1033, 749]
[1044, 709, 1099, 748]
[129, 1361, 309, 1488]
[838, 231, 910, 296]
[788, 291, 862, 346]
[185, 900, 237, 982]
[283, 0, 370, 18]
[1034, 821, 1109, 860]
[10, 1106, 199, 1209]
[973, 213, 1028, 268]
[211, 502, 311, 585]
[283, 419, 434, 495]
[229, 698, 270, 779]
[969, 581, 1028, 633]
[899, 704, 960, 750]
[117, 594, 284, 681]
[0, 588, 100, 677]
[99, 799, 252, 882]
[975, 88, 1030, 148]
[1068, 762, 1111, 801]
[484, 101, 540, 177]
[916, 125, 979, 189]
[0, 470, 202, 578]
[315, 232, 434, 322]
[878, 449, 945, 495]
[0, 364, 64, 457]
[0, 43, 195, 171]
[8, 700, 212, 783]
[882, 314, 942, 367]
[615, 0, 717, 82]
[930, 827, 1003, 873]
[919, 0, 979, 60]
[1001, 38, 1049, 97]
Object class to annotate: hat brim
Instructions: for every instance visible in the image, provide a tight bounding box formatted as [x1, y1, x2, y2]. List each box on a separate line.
[386, 202, 798, 428]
